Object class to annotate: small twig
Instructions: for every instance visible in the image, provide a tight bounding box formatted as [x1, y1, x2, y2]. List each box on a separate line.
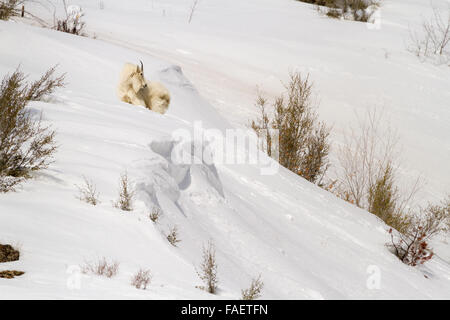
[188, 0, 199, 23]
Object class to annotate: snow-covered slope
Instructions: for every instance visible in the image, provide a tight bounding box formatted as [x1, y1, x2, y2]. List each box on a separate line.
[0, 0, 449, 299]
[26, 0, 450, 201]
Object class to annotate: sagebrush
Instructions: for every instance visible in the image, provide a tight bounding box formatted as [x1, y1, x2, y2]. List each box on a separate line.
[149, 207, 161, 222]
[81, 257, 119, 278]
[76, 176, 100, 205]
[241, 275, 264, 300]
[167, 226, 181, 247]
[114, 171, 135, 211]
[131, 269, 152, 290]
[0, 66, 65, 192]
[408, 5, 450, 63]
[196, 241, 218, 294]
[0, 0, 24, 20]
[366, 162, 412, 234]
[252, 72, 330, 185]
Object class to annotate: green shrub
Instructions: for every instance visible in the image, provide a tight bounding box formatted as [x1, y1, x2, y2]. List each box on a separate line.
[252, 72, 330, 185]
[368, 164, 397, 220]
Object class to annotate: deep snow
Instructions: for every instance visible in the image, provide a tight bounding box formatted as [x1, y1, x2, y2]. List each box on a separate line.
[0, 0, 449, 299]
[26, 0, 448, 202]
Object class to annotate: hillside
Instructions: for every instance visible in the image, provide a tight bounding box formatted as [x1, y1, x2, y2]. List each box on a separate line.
[27, 0, 448, 201]
[0, 0, 449, 299]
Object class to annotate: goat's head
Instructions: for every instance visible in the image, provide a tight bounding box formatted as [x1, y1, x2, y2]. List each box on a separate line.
[130, 60, 147, 92]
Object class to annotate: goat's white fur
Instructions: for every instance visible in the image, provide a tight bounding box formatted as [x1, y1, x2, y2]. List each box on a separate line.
[117, 62, 170, 114]
[138, 81, 171, 115]
[117, 63, 147, 107]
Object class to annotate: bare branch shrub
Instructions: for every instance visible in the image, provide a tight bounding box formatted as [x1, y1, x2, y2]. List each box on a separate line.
[113, 171, 135, 211]
[167, 226, 181, 247]
[0, 66, 65, 192]
[388, 197, 449, 266]
[408, 5, 450, 62]
[53, 0, 86, 36]
[188, 0, 199, 23]
[81, 257, 119, 278]
[55, 17, 85, 36]
[425, 196, 450, 234]
[149, 207, 161, 222]
[251, 93, 273, 157]
[334, 109, 424, 235]
[25, 67, 66, 101]
[131, 269, 152, 290]
[388, 226, 433, 267]
[251, 72, 331, 185]
[368, 163, 397, 218]
[241, 275, 264, 300]
[75, 176, 100, 205]
[335, 109, 400, 208]
[0, 176, 24, 193]
[196, 241, 218, 294]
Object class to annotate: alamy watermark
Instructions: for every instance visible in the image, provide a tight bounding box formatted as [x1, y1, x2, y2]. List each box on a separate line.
[66, 265, 83, 290]
[366, 265, 381, 290]
[170, 121, 280, 175]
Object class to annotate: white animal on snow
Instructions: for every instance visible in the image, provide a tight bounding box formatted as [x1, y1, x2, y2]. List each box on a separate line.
[117, 61, 147, 107]
[139, 80, 171, 115]
[117, 61, 170, 114]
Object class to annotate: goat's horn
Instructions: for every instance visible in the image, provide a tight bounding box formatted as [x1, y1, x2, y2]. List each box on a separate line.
[140, 60, 144, 73]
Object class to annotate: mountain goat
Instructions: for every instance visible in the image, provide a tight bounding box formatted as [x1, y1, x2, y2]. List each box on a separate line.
[139, 80, 171, 115]
[117, 61, 170, 114]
